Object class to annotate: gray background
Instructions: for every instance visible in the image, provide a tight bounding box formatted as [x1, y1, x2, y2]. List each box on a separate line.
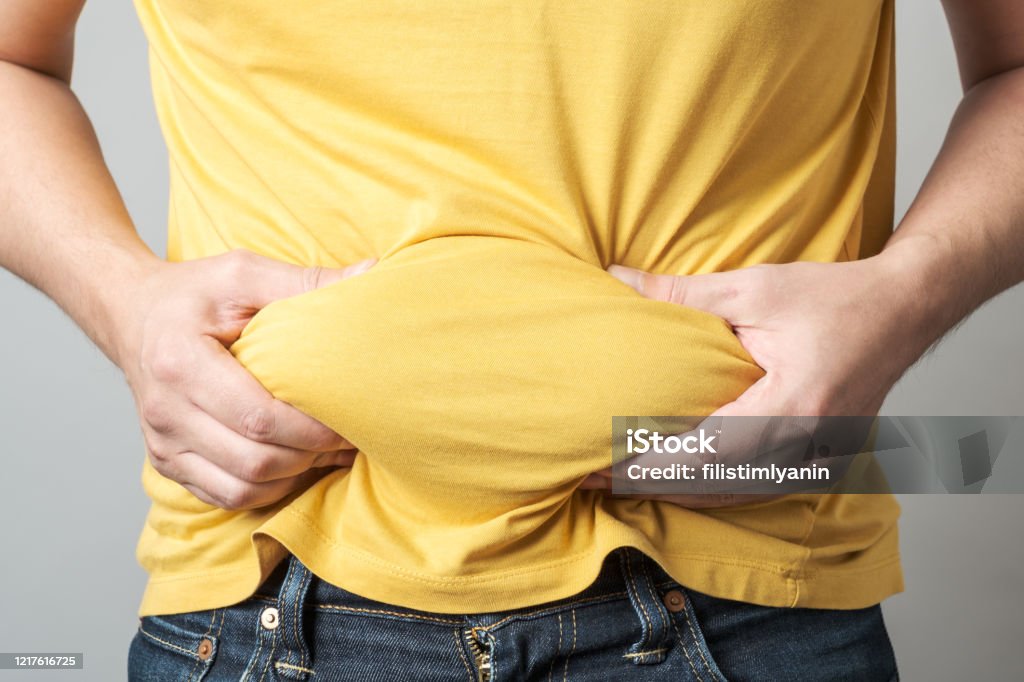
[0, 1, 1021, 680]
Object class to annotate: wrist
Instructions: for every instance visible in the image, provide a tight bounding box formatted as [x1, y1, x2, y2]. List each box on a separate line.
[871, 233, 967, 361]
[87, 248, 168, 370]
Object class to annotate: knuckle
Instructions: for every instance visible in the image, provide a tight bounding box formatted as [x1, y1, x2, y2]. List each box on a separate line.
[220, 249, 257, 280]
[140, 398, 175, 434]
[224, 248, 255, 267]
[145, 442, 168, 463]
[217, 482, 258, 511]
[739, 266, 769, 293]
[145, 445, 176, 477]
[146, 449, 169, 472]
[150, 461, 174, 480]
[301, 265, 325, 292]
[240, 406, 276, 441]
[146, 347, 183, 384]
[237, 451, 275, 482]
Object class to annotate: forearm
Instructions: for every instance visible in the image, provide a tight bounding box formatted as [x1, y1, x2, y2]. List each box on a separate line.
[881, 66, 1024, 356]
[0, 59, 162, 366]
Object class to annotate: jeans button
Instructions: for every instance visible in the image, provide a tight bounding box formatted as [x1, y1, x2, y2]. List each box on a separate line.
[197, 638, 213, 660]
[260, 606, 281, 630]
[662, 590, 686, 613]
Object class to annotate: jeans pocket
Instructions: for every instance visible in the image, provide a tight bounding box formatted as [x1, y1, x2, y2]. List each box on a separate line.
[128, 612, 219, 682]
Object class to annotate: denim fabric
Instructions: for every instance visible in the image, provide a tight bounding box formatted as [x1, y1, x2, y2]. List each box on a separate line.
[128, 548, 898, 681]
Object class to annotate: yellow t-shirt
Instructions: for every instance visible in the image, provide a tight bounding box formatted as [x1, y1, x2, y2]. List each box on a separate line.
[133, 0, 902, 616]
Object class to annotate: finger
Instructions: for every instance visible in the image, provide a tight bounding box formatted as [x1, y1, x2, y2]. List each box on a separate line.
[171, 408, 354, 483]
[189, 335, 352, 451]
[226, 251, 377, 310]
[314, 450, 357, 468]
[607, 264, 749, 323]
[174, 452, 344, 511]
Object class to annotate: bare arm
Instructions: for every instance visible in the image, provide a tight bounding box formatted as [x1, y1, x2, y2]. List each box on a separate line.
[882, 0, 1024, 348]
[0, 1, 374, 509]
[0, 0, 158, 364]
[589, 0, 1024, 501]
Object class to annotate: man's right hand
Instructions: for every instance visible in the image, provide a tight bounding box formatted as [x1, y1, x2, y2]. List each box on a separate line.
[114, 249, 376, 511]
[1, 4, 377, 511]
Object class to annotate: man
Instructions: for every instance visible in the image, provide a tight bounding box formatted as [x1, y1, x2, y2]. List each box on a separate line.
[1, 1, 1021, 679]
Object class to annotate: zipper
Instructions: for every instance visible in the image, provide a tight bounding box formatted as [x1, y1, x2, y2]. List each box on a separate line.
[463, 627, 492, 682]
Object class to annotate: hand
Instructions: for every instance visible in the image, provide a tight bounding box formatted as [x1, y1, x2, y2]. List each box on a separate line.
[113, 249, 376, 510]
[582, 251, 926, 507]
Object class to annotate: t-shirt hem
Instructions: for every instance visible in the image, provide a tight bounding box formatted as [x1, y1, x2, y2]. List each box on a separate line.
[137, 524, 903, 617]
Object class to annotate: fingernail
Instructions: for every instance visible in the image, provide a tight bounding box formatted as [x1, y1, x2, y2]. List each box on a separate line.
[350, 258, 377, 276]
[607, 264, 643, 292]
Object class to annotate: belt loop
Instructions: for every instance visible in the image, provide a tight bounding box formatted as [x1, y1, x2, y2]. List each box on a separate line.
[272, 554, 316, 680]
[619, 548, 672, 665]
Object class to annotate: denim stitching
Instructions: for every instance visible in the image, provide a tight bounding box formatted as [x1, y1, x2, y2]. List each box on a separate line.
[286, 558, 299, 644]
[275, 661, 315, 675]
[292, 564, 311, 671]
[452, 629, 475, 682]
[481, 590, 630, 632]
[257, 616, 279, 682]
[680, 595, 716, 679]
[185, 609, 217, 682]
[640, 557, 668, 637]
[138, 625, 201, 659]
[547, 613, 563, 682]
[315, 603, 462, 625]
[623, 553, 653, 649]
[623, 648, 668, 659]
[668, 615, 705, 682]
[239, 614, 267, 682]
[289, 566, 302, 670]
[562, 608, 576, 682]
[257, 562, 291, 682]
[210, 609, 226, 679]
[486, 630, 497, 680]
[260, 560, 300, 682]
[251, 594, 279, 603]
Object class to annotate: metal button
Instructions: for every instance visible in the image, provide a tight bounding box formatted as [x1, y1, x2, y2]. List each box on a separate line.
[260, 606, 280, 630]
[662, 589, 686, 613]
[196, 638, 213, 661]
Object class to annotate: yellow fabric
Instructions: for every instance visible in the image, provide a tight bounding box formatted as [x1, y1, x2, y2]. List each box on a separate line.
[133, 0, 903, 616]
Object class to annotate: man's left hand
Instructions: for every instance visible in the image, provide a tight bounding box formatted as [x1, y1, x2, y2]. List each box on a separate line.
[581, 250, 931, 506]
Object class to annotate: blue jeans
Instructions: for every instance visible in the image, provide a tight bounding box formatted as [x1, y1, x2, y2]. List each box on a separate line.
[128, 548, 898, 681]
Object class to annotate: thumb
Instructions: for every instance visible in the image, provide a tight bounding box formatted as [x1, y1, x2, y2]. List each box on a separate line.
[607, 264, 745, 322]
[309, 257, 378, 289]
[230, 252, 377, 309]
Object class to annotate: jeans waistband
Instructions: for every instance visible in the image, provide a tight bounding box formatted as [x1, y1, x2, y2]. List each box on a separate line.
[256, 546, 683, 672]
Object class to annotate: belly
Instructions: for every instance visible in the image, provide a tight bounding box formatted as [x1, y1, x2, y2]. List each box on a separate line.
[230, 236, 763, 518]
